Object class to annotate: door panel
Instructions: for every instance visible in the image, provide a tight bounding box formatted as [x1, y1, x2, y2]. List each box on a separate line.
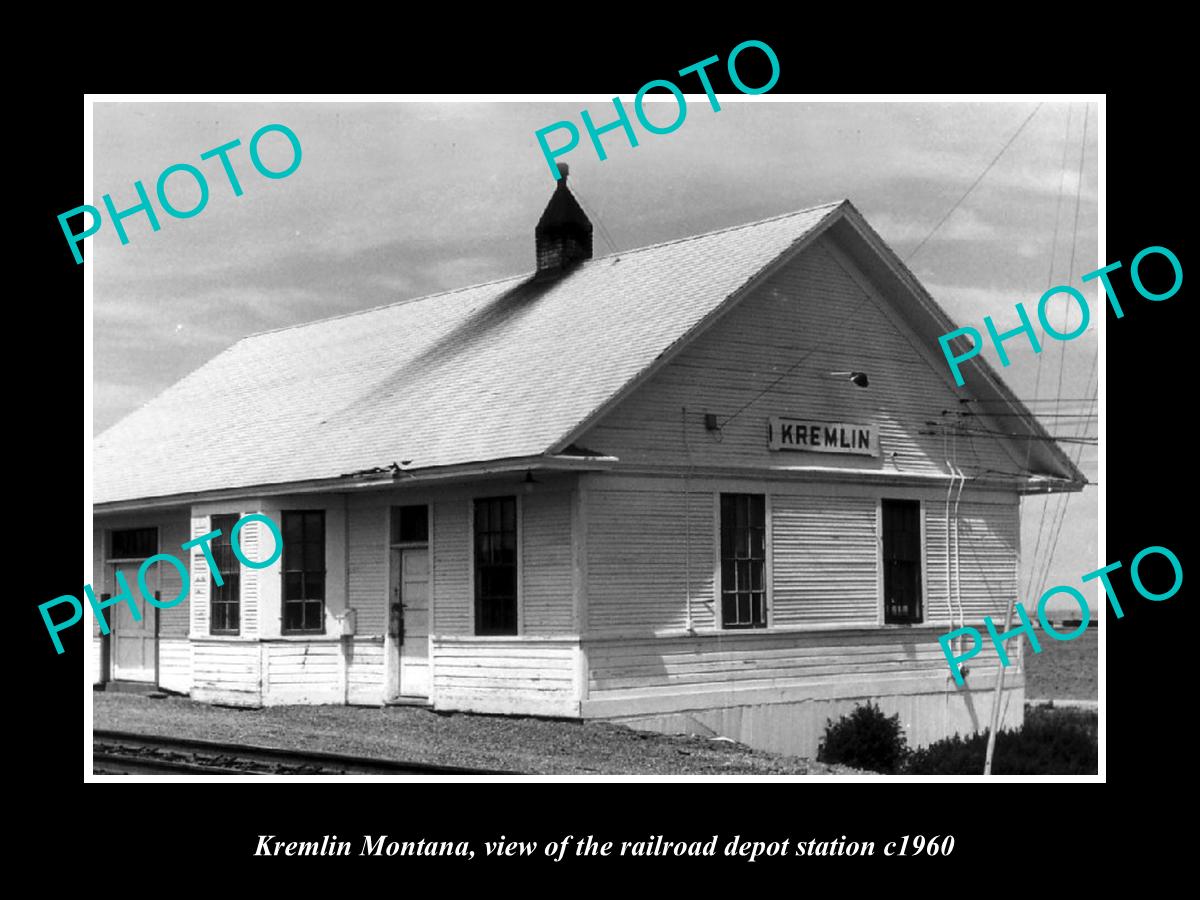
[111, 562, 156, 682]
[399, 548, 430, 697]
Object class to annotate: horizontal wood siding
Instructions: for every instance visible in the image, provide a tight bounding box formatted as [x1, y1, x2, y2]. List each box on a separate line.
[586, 629, 1019, 698]
[432, 638, 579, 716]
[434, 500, 470, 633]
[157, 518, 191, 639]
[923, 498, 953, 625]
[349, 506, 387, 635]
[925, 496, 1018, 624]
[578, 235, 1018, 477]
[158, 639, 191, 693]
[771, 494, 877, 625]
[522, 490, 574, 634]
[346, 638, 385, 705]
[955, 500, 1019, 621]
[191, 640, 261, 703]
[92, 530, 104, 641]
[587, 488, 714, 633]
[264, 642, 344, 704]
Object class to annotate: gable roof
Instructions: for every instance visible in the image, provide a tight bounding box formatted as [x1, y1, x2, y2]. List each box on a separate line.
[94, 199, 1087, 507]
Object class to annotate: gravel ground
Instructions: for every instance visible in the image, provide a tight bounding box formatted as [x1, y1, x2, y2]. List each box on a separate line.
[93, 693, 863, 775]
[1023, 628, 1098, 701]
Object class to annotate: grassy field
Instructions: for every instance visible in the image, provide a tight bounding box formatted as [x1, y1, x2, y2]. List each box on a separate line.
[1023, 628, 1098, 700]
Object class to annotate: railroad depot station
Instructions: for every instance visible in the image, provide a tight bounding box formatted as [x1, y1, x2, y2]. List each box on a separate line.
[92, 179, 1086, 757]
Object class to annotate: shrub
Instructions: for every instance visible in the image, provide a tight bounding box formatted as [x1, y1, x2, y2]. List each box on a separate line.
[903, 706, 1097, 775]
[817, 702, 909, 773]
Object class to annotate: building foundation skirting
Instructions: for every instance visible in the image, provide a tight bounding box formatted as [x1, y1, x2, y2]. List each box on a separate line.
[184, 636, 389, 708]
[591, 671, 1025, 758]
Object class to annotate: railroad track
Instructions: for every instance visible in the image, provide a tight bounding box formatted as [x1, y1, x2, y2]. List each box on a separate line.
[93, 730, 514, 775]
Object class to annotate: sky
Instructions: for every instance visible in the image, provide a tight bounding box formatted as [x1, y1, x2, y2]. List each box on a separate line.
[91, 99, 1099, 613]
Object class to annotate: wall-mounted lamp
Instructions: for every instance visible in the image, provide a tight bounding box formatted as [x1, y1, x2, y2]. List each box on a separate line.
[522, 470, 541, 493]
[704, 413, 720, 431]
[829, 371, 870, 388]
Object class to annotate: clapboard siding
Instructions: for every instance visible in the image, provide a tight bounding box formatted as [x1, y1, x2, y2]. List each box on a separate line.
[586, 629, 1019, 696]
[434, 500, 471, 633]
[522, 490, 574, 634]
[159, 639, 191, 693]
[347, 638, 385, 705]
[587, 488, 714, 633]
[771, 494, 877, 624]
[432, 637, 579, 716]
[92, 529, 104, 641]
[191, 640, 261, 702]
[926, 497, 1018, 624]
[157, 518, 191, 639]
[578, 235, 1018, 476]
[264, 642, 343, 704]
[348, 506, 388, 635]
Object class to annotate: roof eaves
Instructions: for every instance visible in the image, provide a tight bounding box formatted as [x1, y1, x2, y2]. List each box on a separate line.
[835, 202, 1090, 488]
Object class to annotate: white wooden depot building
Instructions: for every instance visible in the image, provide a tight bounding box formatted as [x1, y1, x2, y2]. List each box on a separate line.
[92, 181, 1086, 756]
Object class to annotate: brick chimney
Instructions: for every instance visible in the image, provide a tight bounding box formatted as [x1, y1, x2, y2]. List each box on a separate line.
[535, 164, 593, 273]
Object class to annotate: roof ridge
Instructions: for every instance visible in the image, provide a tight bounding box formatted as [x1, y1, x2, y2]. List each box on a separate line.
[238, 199, 847, 342]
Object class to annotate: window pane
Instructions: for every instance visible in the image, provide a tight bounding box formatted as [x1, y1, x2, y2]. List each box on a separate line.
[751, 494, 765, 524]
[392, 505, 429, 543]
[304, 511, 323, 539]
[307, 572, 325, 601]
[474, 497, 518, 635]
[284, 513, 303, 545]
[111, 527, 157, 559]
[284, 602, 303, 631]
[284, 571, 303, 601]
[720, 494, 768, 628]
[882, 500, 923, 623]
[303, 538, 323, 572]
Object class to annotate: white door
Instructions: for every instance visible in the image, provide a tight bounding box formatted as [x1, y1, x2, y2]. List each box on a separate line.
[392, 547, 430, 697]
[111, 562, 156, 683]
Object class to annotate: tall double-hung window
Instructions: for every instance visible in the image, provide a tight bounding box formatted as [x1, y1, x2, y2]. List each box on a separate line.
[720, 493, 767, 628]
[209, 514, 241, 634]
[474, 497, 518, 635]
[282, 511, 325, 633]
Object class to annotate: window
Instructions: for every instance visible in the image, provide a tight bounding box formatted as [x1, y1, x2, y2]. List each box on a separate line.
[209, 514, 240, 634]
[110, 527, 156, 560]
[474, 497, 517, 635]
[882, 499, 923, 624]
[390, 505, 429, 544]
[721, 493, 766, 629]
[282, 511, 325, 633]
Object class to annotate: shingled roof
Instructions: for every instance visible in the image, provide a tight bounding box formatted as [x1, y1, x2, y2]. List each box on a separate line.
[95, 198, 1087, 506]
[95, 202, 850, 505]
